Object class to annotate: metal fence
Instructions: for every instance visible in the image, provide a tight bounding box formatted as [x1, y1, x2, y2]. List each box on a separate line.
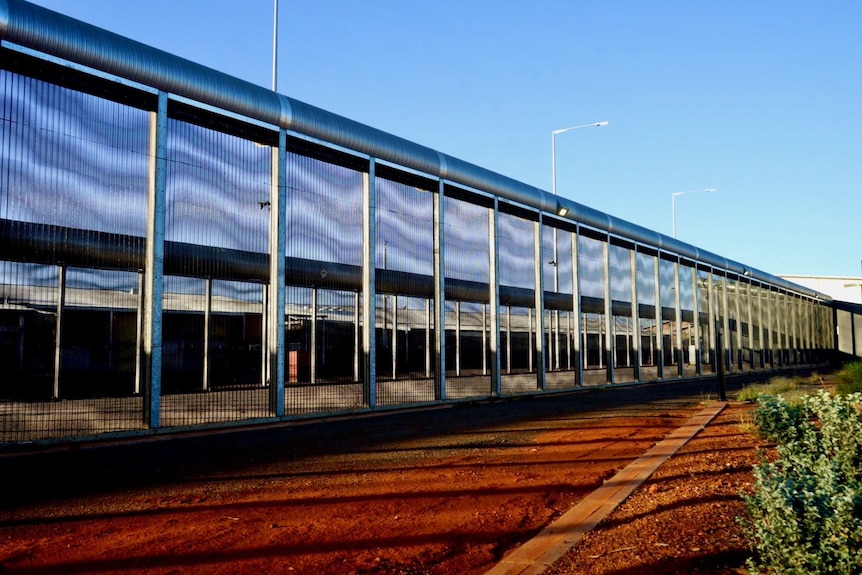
[0, 0, 834, 444]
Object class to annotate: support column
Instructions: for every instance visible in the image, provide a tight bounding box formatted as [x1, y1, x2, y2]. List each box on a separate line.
[603, 239, 613, 384]
[489, 199, 501, 395]
[534, 218, 545, 390]
[433, 181, 446, 399]
[142, 91, 167, 428]
[268, 129, 287, 416]
[572, 231, 583, 387]
[551, 227, 559, 372]
[362, 159, 377, 407]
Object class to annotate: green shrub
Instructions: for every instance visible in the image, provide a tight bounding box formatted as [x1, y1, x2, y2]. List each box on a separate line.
[751, 394, 805, 444]
[836, 361, 862, 395]
[743, 391, 862, 574]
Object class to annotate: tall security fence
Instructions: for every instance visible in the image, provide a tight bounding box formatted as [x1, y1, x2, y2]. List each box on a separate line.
[0, 0, 834, 444]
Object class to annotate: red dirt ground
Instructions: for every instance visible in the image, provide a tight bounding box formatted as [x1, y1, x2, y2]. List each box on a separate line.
[0, 397, 762, 575]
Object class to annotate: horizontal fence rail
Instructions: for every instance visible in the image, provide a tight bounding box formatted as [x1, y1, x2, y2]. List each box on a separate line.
[0, 0, 836, 445]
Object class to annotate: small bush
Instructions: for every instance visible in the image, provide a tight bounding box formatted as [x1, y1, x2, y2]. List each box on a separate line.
[751, 394, 805, 444]
[743, 391, 862, 574]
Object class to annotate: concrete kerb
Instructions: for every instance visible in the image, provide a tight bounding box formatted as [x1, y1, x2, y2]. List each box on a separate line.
[484, 402, 728, 575]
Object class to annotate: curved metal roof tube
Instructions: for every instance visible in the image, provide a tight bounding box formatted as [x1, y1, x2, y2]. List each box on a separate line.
[0, 0, 828, 302]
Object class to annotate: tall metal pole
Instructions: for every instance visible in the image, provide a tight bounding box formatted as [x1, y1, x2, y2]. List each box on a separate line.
[272, 0, 278, 92]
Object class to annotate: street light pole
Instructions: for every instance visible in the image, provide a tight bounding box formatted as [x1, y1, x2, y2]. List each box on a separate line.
[549, 121, 607, 372]
[272, 0, 279, 92]
[551, 121, 609, 197]
[671, 188, 717, 238]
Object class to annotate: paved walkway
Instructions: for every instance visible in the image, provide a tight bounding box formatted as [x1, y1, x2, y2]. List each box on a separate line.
[485, 402, 728, 575]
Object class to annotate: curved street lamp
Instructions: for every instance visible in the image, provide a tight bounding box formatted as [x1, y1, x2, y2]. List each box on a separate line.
[551, 121, 609, 197]
[671, 188, 717, 238]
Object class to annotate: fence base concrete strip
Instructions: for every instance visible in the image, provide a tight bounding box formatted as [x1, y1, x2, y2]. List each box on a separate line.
[484, 402, 728, 575]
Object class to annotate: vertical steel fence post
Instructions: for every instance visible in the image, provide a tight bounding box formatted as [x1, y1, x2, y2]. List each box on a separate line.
[534, 218, 546, 390]
[489, 197, 501, 395]
[143, 91, 167, 429]
[267, 129, 286, 417]
[572, 230, 583, 387]
[433, 180, 446, 400]
[603, 238, 613, 384]
[362, 159, 377, 407]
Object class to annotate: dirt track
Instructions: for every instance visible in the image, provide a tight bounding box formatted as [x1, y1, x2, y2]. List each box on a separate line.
[0, 378, 749, 574]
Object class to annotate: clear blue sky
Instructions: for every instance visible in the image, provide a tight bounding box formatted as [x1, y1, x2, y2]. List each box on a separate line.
[25, 0, 862, 278]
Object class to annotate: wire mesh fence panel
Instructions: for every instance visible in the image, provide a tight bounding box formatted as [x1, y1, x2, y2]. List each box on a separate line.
[582, 312, 608, 386]
[637, 252, 659, 378]
[678, 264, 697, 376]
[579, 236, 607, 384]
[442, 194, 492, 398]
[725, 276, 741, 372]
[376, 294, 435, 406]
[160, 117, 270, 428]
[0, 69, 149, 441]
[445, 301, 491, 399]
[659, 257, 678, 375]
[696, 269, 713, 372]
[609, 243, 635, 381]
[751, 283, 763, 369]
[284, 152, 366, 415]
[497, 211, 537, 394]
[738, 281, 753, 372]
[374, 176, 436, 406]
[0, 263, 145, 441]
